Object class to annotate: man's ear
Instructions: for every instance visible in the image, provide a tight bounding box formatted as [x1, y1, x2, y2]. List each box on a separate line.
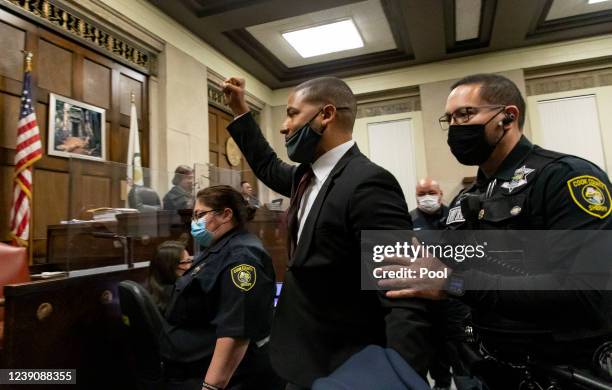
[505, 105, 519, 125]
[321, 104, 336, 126]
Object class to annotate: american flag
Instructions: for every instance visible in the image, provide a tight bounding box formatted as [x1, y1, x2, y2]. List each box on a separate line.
[9, 62, 43, 247]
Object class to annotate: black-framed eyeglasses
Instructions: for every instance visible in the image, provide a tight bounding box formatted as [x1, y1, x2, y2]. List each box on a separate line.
[192, 209, 220, 222]
[438, 105, 505, 130]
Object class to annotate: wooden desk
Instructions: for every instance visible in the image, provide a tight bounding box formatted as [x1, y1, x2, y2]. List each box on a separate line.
[1, 262, 149, 389]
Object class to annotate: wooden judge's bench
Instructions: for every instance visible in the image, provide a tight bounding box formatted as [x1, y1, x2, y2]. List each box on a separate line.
[0, 207, 287, 389]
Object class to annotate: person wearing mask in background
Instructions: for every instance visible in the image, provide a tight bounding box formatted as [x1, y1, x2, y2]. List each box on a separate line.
[409, 178, 448, 231]
[164, 165, 195, 211]
[162, 185, 282, 390]
[148, 240, 192, 314]
[409, 178, 477, 390]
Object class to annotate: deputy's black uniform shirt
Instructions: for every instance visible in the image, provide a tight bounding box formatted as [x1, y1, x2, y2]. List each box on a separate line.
[409, 205, 449, 231]
[445, 136, 612, 344]
[162, 228, 275, 367]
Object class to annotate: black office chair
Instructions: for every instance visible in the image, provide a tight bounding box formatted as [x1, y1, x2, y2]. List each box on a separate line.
[118, 280, 166, 390]
[128, 185, 162, 212]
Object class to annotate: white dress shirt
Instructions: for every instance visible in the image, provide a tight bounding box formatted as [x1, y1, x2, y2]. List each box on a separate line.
[297, 140, 355, 241]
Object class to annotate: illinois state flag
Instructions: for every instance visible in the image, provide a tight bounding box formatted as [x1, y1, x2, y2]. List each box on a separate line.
[10, 64, 43, 246]
[126, 94, 143, 187]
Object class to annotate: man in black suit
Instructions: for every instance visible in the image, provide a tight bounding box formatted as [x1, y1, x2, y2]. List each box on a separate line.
[222, 76, 431, 389]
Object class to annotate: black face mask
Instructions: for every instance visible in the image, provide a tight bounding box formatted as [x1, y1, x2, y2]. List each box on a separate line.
[447, 111, 507, 166]
[285, 108, 325, 164]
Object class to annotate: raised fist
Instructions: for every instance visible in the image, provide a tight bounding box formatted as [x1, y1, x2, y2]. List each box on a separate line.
[222, 77, 249, 116]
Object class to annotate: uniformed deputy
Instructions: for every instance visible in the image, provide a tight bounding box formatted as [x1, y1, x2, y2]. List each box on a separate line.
[163, 165, 195, 211]
[162, 185, 283, 390]
[379, 74, 612, 389]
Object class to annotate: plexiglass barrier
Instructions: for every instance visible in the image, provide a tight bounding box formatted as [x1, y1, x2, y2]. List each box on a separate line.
[58, 158, 197, 272]
[56, 159, 288, 281]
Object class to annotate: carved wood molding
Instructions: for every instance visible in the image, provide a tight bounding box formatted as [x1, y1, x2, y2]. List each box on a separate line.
[1, 0, 158, 74]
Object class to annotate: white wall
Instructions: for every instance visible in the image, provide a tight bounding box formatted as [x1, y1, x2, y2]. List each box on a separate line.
[528, 86, 612, 176]
[367, 119, 419, 210]
[354, 111, 427, 207]
[160, 44, 209, 190]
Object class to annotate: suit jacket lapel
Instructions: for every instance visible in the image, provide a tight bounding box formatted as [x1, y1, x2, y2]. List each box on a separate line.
[290, 144, 361, 267]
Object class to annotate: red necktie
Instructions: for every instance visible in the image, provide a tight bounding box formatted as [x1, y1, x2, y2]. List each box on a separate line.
[286, 167, 314, 259]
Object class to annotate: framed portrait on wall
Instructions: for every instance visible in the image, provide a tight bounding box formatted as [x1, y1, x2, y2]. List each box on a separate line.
[48, 93, 106, 161]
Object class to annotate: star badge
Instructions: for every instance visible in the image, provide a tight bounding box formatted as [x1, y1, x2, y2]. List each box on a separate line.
[501, 165, 535, 193]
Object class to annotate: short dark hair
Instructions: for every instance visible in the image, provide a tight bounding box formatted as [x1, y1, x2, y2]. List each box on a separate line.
[294, 76, 357, 129]
[172, 164, 193, 186]
[451, 73, 526, 129]
[196, 185, 253, 228]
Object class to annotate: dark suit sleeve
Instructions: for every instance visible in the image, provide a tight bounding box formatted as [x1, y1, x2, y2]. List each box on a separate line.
[226, 112, 295, 197]
[348, 168, 433, 376]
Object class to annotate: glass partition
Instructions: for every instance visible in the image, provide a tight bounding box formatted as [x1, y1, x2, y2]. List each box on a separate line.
[57, 158, 196, 272]
[54, 159, 287, 281]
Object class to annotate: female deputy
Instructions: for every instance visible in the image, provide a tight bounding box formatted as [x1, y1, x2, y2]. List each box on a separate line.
[148, 240, 193, 314]
[162, 185, 282, 390]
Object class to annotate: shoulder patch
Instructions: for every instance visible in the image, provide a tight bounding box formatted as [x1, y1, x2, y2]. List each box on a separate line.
[230, 264, 256, 291]
[446, 206, 465, 225]
[567, 175, 611, 219]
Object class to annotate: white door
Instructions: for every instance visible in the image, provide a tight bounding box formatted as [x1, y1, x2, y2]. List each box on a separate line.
[367, 119, 418, 210]
[535, 95, 606, 170]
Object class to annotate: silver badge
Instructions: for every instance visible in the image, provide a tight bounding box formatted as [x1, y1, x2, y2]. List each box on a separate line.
[510, 205, 522, 216]
[501, 165, 535, 193]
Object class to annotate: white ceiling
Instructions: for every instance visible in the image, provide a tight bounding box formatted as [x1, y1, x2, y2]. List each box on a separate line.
[546, 0, 612, 20]
[245, 0, 396, 68]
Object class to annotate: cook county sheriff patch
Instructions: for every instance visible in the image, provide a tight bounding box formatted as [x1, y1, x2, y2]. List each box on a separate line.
[567, 175, 611, 219]
[231, 264, 256, 291]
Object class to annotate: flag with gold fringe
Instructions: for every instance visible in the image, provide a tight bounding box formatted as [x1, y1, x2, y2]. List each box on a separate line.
[10, 52, 42, 247]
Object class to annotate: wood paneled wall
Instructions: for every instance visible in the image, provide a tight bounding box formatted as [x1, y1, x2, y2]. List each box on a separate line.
[208, 105, 258, 193]
[0, 8, 148, 261]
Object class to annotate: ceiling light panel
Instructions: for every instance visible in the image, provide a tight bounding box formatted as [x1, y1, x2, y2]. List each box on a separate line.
[455, 0, 482, 41]
[282, 19, 364, 58]
[245, 0, 395, 68]
[547, 0, 612, 20]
